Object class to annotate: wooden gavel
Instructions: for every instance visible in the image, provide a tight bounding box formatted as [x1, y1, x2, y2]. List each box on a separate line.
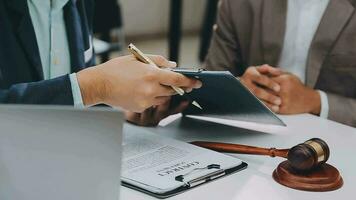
[191, 138, 330, 172]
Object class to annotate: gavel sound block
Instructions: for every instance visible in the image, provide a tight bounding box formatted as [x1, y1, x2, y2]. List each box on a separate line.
[191, 138, 343, 192]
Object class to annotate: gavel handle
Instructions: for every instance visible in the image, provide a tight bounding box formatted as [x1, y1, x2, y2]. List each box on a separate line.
[191, 141, 289, 158]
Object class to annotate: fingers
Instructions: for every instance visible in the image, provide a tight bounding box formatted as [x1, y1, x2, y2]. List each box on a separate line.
[125, 111, 141, 125]
[155, 98, 171, 114]
[154, 85, 177, 97]
[158, 69, 202, 89]
[125, 106, 165, 127]
[139, 107, 155, 126]
[138, 99, 172, 127]
[257, 64, 283, 77]
[147, 55, 177, 68]
[126, 108, 157, 127]
[152, 99, 189, 123]
[185, 88, 193, 93]
[153, 99, 172, 122]
[153, 96, 171, 106]
[250, 71, 281, 92]
[261, 100, 280, 113]
[250, 85, 282, 106]
[242, 67, 280, 92]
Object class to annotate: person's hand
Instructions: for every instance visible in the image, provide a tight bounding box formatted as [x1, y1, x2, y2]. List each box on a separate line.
[125, 98, 190, 126]
[272, 73, 321, 115]
[76, 55, 202, 112]
[240, 64, 283, 112]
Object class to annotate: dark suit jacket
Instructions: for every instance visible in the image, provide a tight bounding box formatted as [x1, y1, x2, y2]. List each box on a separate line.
[204, 0, 356, 127]
[0, 0, 95, 105]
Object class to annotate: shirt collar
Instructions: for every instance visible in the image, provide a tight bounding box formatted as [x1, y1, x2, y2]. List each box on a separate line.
[29, 0, 70, 11]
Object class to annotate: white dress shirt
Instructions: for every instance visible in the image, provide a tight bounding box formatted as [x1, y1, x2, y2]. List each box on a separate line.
[278, 0, 330, 118]
[28, 0, 84, 108]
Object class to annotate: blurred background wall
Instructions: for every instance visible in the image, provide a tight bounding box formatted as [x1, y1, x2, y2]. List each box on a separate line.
[94, 0, 218, 67]
[121, 0, 206, 38]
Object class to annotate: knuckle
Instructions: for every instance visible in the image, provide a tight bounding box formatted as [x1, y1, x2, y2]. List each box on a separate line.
[241, 74, 249, 82]
[268, 95, 277, 103]
[172, 75, 183, 85]
[266, 104, 274, 110]
[254, 88, 263, 97]
[156, 55, 166, 64]
[144, 70, 157, 81]
[256, 75, 264, 83]
[144, 86, 156, 97]
[251, 66, 258, 69]
[247, 67, 256, 73]
[245, 74, 254, 82]
[268, 82, 275, 89]
[260, 64, 268, 69]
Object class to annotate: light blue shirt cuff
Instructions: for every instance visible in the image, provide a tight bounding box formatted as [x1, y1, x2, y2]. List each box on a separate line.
[318, 90, 329, 119]
[69, 73, 85, 108]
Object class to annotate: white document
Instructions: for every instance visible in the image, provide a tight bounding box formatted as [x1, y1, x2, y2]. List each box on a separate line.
[122, 130, 244, 194]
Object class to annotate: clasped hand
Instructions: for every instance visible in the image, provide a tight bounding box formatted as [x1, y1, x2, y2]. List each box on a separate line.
[240, 65, 321, 115]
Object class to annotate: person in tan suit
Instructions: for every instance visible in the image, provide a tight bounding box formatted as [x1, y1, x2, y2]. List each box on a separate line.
[126, 0, 356, 127]
[204, 0, 356, 127]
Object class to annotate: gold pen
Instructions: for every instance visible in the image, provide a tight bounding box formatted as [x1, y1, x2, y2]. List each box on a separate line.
[128, 43, 202, 110]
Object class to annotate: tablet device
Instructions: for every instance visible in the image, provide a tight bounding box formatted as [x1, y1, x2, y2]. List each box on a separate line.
[172, 69, 285, 126]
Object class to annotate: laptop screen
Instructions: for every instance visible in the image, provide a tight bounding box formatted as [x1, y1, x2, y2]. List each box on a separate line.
[0, 106, 123, 200]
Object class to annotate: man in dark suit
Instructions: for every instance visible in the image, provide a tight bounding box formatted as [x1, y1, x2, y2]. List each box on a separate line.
[0, 0, 201, 112]
[204, 0, 356, 127]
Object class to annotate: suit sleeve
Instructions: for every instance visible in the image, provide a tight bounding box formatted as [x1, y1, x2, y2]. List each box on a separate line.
[0, 75, 74, 105]
[327, 93, 356, 127]
[203, 0, 244, 76]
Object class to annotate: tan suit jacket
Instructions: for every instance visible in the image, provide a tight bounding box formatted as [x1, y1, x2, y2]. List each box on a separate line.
[204, 0, 356, 127]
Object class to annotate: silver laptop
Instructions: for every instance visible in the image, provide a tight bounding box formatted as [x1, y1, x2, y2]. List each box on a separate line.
[0, 105, 123, 200]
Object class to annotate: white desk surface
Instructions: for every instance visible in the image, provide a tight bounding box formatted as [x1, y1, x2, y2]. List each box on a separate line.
[121, 114, 356, 200]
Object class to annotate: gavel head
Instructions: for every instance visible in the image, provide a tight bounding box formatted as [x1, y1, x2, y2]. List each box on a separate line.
[287, 138, 330, 172]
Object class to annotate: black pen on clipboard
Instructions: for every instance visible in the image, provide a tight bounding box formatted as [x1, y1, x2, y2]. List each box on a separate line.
[127, 43, 203, 110]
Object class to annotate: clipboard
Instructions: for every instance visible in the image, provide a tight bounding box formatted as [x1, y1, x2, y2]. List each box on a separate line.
[171, 69, 286, 126]
[122, 162, 247, 199]
[121, 129, 248, 199]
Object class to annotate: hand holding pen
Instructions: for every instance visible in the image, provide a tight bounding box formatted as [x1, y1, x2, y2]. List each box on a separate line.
[128, 43, 203, 110]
